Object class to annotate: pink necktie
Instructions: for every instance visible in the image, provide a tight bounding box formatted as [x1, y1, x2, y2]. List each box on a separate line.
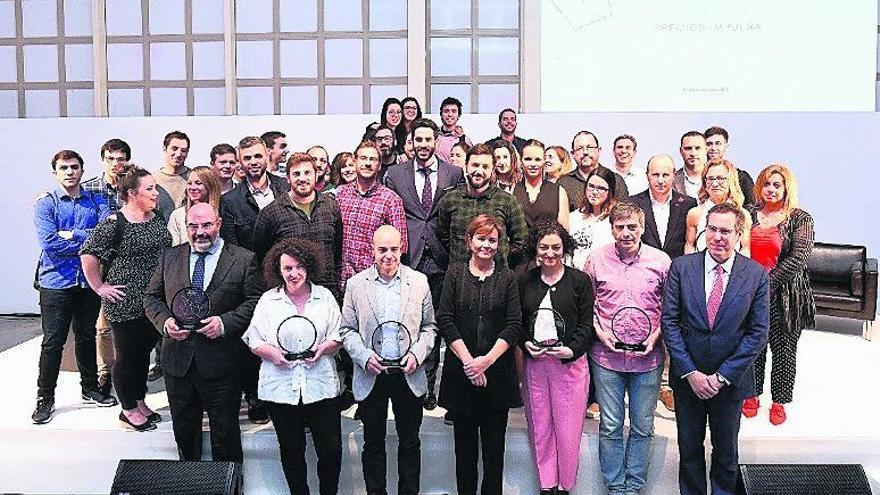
[707, 264, 725, 328]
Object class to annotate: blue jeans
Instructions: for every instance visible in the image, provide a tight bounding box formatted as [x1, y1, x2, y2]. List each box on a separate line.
[590, 361, 663, 494]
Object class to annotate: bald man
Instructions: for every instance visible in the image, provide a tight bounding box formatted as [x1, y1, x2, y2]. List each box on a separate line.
[340, 225, 437, 495]
[144, 203, 262, 462]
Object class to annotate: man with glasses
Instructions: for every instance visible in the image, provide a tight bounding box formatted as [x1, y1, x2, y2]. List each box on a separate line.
[144, 203, 262, 463]
[559, 130, 629, 212]
[435, 97, 472, 164]
[261, 131, 289, 177]
[336, 140, 408, 291]
[662, 203, 769, 495]
[673, 131, 708, 200]
[374, 125, 399, 182]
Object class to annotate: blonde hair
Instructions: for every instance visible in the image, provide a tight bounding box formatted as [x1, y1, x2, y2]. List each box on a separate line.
[185, 166, 221, 210]
[754, 163, 799, 217]
[546, 146, 573, 181]
[698, 159, 744, 207]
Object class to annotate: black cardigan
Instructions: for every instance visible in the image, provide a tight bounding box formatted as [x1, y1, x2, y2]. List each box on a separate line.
[518, 265, 595, 362]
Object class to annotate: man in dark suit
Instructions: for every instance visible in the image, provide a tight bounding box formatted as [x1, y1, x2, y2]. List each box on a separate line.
[630, 154, 697, 260]
[661, 202, 769, 495]
[218, 135, 288, 423]
[144, 203, 262, 462]
[219, 135, 290, 252]
[385, 117, 463, 410]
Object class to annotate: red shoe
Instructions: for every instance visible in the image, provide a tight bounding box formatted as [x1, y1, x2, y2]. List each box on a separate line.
[741, 397, 759, 418]
[769, 403, 786, 425]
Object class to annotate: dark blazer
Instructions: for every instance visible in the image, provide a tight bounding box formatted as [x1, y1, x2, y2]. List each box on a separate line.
[143, 241, 263, 379]
[218, 174, 290, 251]
[630, 190, 697, 259]
[661, 252, 769, 400]
[385, 158, 463, 270]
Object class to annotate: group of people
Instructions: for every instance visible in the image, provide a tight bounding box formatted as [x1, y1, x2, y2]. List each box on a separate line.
[32, 96, 816, 495]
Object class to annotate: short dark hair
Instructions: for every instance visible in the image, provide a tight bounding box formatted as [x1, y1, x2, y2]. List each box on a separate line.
[209, 143, 236, 164]
[707, 202, 746, 235]
[51, 150, 83, 170]
[286, 152, 317, 174]
[609, 201, 645, 228]
[440, 97, 463, 113]
[680, 131, 705, 146]
[260, 131, 286, 148]
[262, 238, 323, 289]
[571, 130, 600, 150]
[410, 118, 439, 138]
[100, 138, 131, 161]
[238, 136, 264, 151]
[613, 134, 637, 150]
[466, 142, 494, 164]
[163, 130, 190, 149]
[703, 126, 729, 142]
[116, 165, 152, 203]
[380, 97, 403, 127]
[529, 220, 575, 258]
[497, 108, 516, 122]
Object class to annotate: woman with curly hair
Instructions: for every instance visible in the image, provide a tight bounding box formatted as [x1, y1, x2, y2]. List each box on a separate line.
[242, 238, 344, 495]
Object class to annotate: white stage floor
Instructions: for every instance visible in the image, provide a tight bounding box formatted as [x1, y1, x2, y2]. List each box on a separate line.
[1, 316, 878, 494]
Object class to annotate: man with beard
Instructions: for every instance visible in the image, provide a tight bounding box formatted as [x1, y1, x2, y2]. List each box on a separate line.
[558, 130, 629, 212]
[385, 118, 463, 410]
[435, 97, 472, 164]
[210, 143, 239, 195]
[219, 136, 290, 252]
[144, 203, 261, 462]
[252, 152, 343, 297]
[154, 131, 192, 207]
[493, 108, 528, 156]
[336, 140, 409, 290]
[306, 145, 332, 192]
[261, 131, 289, 177]
[438, 142, 528, 267]
[373, 125, 398, 182]
[673, 131, 708, 200]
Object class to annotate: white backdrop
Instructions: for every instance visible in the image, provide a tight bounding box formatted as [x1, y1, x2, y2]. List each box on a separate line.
[2, 112, 878, 313]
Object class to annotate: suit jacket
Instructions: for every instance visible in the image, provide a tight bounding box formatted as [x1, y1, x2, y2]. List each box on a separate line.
[661, 252, 769, 400]
[143, 242, 263, 379]
[384, 158, 463, 270]
[340, 264, 437, 401]
[630, 190, 697, 259]
[219, 174, 290, 251]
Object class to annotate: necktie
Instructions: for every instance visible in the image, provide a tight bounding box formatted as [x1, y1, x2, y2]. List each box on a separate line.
[192, 252, 208, 290]
[419, 166, 433, 214]
[707, 264, 725, 328]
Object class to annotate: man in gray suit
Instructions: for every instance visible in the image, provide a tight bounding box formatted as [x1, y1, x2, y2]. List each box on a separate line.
[340, 225, 437, 495]
[385, 117, 463, 410]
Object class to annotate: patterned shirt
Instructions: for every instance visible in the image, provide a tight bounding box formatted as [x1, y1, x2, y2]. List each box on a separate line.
[336, 182, 408, 288]
[437, 185, 528, 266]
[584, 242, 671, 373]
[81, 175, 121, 213]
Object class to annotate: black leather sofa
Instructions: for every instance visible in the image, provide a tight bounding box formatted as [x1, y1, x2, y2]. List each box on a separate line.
[807, 242, 877, 340]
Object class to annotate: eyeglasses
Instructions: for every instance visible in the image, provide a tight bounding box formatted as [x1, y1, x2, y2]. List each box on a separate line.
[706, 225, 738, 237]
[573, 145, 599, 154]
[586, 183, 609, 193]
[186, 222, 215, 231]
[375, 135, 394, 142]
[705, 176, 728, 184]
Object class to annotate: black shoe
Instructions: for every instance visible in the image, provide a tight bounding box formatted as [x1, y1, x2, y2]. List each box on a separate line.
[339, 389, 356, 411]
[146, 365, 163, 382]
[146, 412, 162, 423]
[423, 392, 437, 411]
[31, 397, 55, 424]
[443, 411, 454, 425]
[247, 398, 270, 424]
[82, 389, 118, 407]
[353, 405, 361, 421]
[98, 375, 113, 395]
[119, 411, 157, 432]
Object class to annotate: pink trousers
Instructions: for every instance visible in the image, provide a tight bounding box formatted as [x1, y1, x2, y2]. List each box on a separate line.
[522, 355, 589, 491]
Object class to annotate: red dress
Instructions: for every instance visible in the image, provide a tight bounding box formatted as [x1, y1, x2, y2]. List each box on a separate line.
[750, 224, 782, 272]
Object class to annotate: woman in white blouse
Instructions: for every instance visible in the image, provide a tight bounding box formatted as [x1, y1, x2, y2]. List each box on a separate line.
[242, 238, 343, 495]
[567, 167, 619, 270]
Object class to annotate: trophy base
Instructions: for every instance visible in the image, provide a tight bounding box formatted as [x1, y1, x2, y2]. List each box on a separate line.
[284, 350, 315, 361]
[379, 360, 404, 374]
[614, 342, 646, 352]
[178, 322, 205, 332]
[532, 339, 561, 349]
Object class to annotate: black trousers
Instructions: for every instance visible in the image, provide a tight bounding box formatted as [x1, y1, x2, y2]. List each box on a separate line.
[453, 408, 509, 495]
[240, 350, 261, 402]
[419, 268, 444, 395]
[359, 373, 424, 495]
[110, 317, 159, 410]
[266, 398, 342, 495]
[164, 361, 242, 462]
[37, 287, 101, 398]
[675, 387, 742, 495]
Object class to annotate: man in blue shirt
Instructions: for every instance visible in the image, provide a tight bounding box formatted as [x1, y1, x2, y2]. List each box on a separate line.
[32, 150, 117, 424]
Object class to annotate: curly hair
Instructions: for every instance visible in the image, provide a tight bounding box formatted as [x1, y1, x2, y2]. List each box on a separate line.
[528, 220, 575, 259]
[262, 238, 323, 290]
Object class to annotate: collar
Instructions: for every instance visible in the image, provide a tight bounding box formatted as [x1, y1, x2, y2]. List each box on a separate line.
[705, 250, 735, 275]
[650, 192, 672, 208]
[266, 282, 322, 303]
[439, 127, 457, 137]
[55, 186, 83, 200]
[414, 155, 438, 173]
[370, 265, 402, 284]
[354, 179, 381, 197]
[615, 242, 643, 266]
[247, 175, 271, 195]
[192, 237, 224, 256]
[464, 184, 496, 199]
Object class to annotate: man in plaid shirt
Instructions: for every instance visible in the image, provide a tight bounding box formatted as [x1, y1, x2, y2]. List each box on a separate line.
[438, 142, 528, 267]
[337, 140, 408, 289]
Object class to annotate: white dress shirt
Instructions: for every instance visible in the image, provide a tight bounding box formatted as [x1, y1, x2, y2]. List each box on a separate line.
[650, 193, 672, 245]
[247, 177, 276, 210]
[242, 283, 343, 406]
[413, 156, 439, 204]
[703, 250, 735, 304]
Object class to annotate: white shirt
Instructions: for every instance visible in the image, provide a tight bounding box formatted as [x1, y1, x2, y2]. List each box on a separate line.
[242, 283, 343, 406]
[189, 238, 224, 288]
[619, 166, 649, 196]
[533, 289, 558, 342]
[568, 210, 615, 270]
[247, 178, 276, 210]
[703, 250, 735, 304]
[683, 172, 701, 199]
[413, 156, 439, 204]
[650, 193, 672, 245]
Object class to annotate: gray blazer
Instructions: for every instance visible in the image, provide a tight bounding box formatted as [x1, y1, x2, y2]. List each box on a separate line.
[340, 264, 437, 400]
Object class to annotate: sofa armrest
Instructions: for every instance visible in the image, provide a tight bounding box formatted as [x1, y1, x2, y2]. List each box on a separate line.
[864, 258, 878, 320]
[852, 261, 864, 296]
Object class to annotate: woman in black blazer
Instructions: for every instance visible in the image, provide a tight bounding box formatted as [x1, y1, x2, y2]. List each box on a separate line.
[436, 214, 522, 495]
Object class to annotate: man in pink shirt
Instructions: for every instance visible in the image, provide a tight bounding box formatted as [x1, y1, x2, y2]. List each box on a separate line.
[583, 201, 671, 495]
